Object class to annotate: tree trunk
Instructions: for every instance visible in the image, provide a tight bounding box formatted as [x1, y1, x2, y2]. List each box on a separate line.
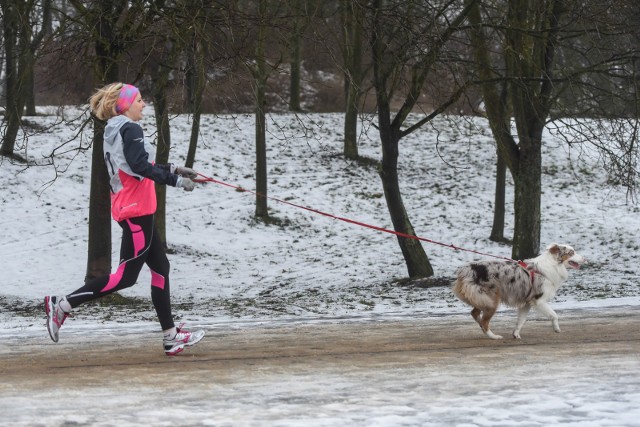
[255, 77, 268, 219]
[254, 0, 269, 220]
[185, 41, 196, 116]
[1, 0, 51, 151]
[379, 128, 433, 278]
[153, 86, 171, 248]
[343, 86, 359, 160]
[86, 117, 113, 281]
[186, 36, 205, 169]
[468, 0, 557, 257]
[25, 63, 36, 116]
[85, 48, 118, 281]
[26, 0, 51, 116]
[148, 35, 181, 246]
[489, 150, 507, 243]
[288, 4, 302, 113]
[289, 52, 301, 112]
[505, 0, 562, 259]
[512, 134, 542, 260]
[341, 0, 362, 160]
[0, 1, 24, 159]
[185, 103, 202, 170]
[368, 0, 463, 278]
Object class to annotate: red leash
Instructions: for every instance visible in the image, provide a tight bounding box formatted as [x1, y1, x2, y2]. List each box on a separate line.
[194, 173, 518, 264]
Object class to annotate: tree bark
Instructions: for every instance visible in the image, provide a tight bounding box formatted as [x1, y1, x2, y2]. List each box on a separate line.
[0, 0, 26, 159]
[342, 0, 363, 160]
[288, 0, 302, 112]
[26, 0, 52, 116]
[379, 127, 434, 278]
[512, 134, 542, 260]
[149, 36, 182, 247]
[255, 77, 268, 219]
[86, 116, 114, 281]
[254, 0, 269, 220]
[25, 64, 36, 116]
[186, 35, 206, 168]
[153, 84, 171, 248]
[489, 150, 508, 243]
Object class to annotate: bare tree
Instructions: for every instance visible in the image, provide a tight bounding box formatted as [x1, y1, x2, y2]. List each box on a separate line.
[230, 0, 289, 221]
[288, 0, 305, 112]
[466, 0, 514, 244]
[341, 0, 365, 160]
[0, 0, 52, 160]
[369, 0, 477, 278]
[148, 37, 182, 247]
[182, 2, 232, 168]
[250, 0, 271, 220]
[25, 0, 52, 116]
[467, 0, 640, 259]
[184, 4, 208, 169]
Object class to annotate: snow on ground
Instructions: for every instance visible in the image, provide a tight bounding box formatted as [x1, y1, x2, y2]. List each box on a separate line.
[0, 108, 639, 426]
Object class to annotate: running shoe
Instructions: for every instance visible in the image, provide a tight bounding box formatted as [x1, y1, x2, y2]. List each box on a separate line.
[163, 325, 205, 356]
[44, 296, 69, 343]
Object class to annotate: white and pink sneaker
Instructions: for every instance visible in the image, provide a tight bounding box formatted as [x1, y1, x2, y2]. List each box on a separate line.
[44, 296, 70, 343]
[163, 325, 205, 356]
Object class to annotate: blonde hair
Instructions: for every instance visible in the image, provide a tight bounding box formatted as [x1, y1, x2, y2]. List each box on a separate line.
[89, 82, 124, 121]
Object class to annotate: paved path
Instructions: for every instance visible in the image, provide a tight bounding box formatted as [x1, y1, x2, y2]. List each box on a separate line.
[1, 307, 639, 426]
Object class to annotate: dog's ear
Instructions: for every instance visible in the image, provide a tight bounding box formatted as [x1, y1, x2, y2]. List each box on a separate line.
[548, 244, 560, 255]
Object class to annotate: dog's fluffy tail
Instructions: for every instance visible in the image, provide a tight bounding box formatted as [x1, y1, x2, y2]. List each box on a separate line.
[452, 273, 496, 311]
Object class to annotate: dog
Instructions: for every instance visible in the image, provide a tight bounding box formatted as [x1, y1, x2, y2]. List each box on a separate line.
[452, 243, 586, 339]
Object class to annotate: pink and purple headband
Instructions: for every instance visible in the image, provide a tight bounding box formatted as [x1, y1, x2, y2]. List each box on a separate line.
[115, 84, 140, 114]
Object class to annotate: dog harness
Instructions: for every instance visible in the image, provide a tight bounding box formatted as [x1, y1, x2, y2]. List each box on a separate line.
[517, 260, 536, 284]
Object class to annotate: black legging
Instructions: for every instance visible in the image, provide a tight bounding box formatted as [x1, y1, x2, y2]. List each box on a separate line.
[66, 214, 175, 330]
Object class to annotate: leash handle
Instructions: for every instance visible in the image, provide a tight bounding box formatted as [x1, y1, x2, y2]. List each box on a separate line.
[194, 172, 518, 264]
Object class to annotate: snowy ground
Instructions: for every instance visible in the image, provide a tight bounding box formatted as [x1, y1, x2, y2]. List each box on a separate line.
[0, 108, 639, 426]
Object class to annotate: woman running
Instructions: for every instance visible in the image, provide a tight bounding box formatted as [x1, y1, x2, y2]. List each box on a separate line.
[45, 82, 204, 356]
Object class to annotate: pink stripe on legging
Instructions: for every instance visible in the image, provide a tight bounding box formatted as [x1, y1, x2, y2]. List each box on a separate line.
[127, 219, 145, 257]
[150, 269, 165, 290]
[100, 219, 146, 293]
[101, 262, 126, 292]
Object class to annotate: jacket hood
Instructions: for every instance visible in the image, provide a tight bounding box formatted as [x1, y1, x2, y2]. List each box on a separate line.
[104, 115, 133, 146]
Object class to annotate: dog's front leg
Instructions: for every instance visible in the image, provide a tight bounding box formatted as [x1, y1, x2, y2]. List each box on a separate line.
[534, 300, 561, 333]
[513, 305, 531, 339]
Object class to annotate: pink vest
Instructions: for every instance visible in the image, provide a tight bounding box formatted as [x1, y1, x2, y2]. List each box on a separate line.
[111, 170, 157, 222]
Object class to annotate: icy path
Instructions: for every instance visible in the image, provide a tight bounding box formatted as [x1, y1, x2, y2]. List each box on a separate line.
[1, 307, 639, 427]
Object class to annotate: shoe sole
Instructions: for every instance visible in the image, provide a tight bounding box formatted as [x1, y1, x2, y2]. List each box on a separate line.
[165, 345, 185, 356]
[44, 296, 59, 343]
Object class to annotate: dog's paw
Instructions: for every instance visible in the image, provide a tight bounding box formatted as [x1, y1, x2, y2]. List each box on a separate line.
[512, 331, 522, 339]
[485, 330, 503, 340]
[552, 320, 561, 333]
